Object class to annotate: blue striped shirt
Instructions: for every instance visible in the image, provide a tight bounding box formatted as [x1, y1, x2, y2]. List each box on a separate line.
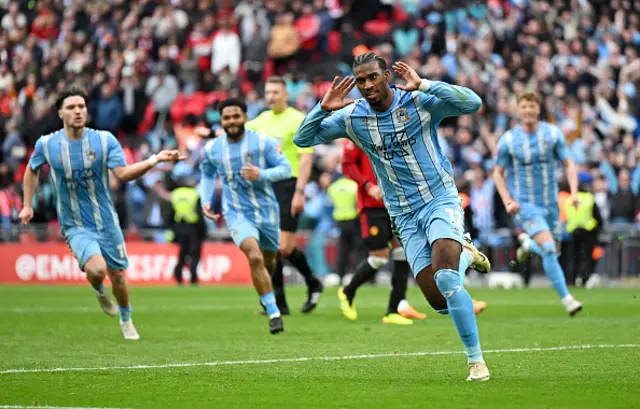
[496, 122, 570, 208]
[293, 81, 482, 216]
[27, 128, 127, 233]
[199, 130, 291, 225]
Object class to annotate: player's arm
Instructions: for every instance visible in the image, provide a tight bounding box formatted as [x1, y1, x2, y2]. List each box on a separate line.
[199, 142, 219, 220]
[294, 76, 356, 148]
[342, 140, 374, 188]
[553, 126, 579, 205]
[393, 62, 481, 119]
[19, 139, 46, 225]
[107, 133, 184, 182]
[260, 138, 292, 182]
[492, 136, 518, 214]
[293, 104, 349, 147]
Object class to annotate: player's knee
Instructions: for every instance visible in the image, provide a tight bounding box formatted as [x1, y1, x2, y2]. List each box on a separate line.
[391, 247, 405, 261]
[434, 269, 462, 295]
[541, 241, 557, 256]
[248, 251, 265, 268]
[367, 255, 388, 269]
[83, 257, 107, 280]
[108, 269, 127, 285]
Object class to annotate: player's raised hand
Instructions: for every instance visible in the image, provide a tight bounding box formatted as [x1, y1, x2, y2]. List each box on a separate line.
[240, 164, 261, 181]
[19, 206, 34, 225]
[202, 203, 220, 221]
[156, 150, 187, 163]
[505, 200, 521, 216]
[393, 62, 423, 92]
[320, 76, 356, 112]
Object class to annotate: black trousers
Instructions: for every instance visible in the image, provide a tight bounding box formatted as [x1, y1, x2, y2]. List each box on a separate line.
[174, 226, 203, 284]
[566, 228, 598, 286]
[335, 218, 367, 279]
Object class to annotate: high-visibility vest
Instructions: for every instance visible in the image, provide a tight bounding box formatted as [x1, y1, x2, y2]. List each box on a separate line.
[327, 177, 359, 221]
[566, 192, 598, 232]
[170, 187, 200, 224]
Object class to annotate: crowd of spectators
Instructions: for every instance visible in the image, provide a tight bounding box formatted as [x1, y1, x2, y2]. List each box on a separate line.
[0, 0, 639, 270]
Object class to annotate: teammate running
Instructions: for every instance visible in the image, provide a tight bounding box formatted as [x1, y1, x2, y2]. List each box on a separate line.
[246, 76, 323, 314]
[493, 91, 583, 316]
[200, 98, 291, 334]
[294, 53, 491, 381]
[20, 86, 184, 340]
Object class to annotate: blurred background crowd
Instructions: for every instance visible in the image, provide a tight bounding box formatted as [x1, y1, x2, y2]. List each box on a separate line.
[0, 0, 638, 280]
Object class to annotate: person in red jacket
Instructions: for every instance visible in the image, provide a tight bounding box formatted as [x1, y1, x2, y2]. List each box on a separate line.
[340, 139, 427, 325]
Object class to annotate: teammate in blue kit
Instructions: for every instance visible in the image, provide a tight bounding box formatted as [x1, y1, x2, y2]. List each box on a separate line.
[20, 87, 184, 340]
[493, 91, 583, 316]
[199, 98, 291, 335]
[294, 53, 491, 381]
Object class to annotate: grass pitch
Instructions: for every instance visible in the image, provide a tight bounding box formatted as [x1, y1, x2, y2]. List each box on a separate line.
[1, 285, 639, 409]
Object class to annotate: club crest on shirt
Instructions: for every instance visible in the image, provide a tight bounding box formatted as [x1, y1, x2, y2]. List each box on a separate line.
[362, 116, 370, 128]
[395, 108, 410, 124]
[86, 149, 97, 162]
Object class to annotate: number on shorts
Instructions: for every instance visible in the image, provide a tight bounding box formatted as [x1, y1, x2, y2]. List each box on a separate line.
[445, 208, 463, 227]
[116, 244, 128, 260]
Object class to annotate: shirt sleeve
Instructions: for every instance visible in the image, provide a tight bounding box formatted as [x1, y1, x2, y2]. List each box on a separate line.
[495, 134, 511, 169]
[28, 138, 47, 171]
[260, 137, 292, 182]
[199, 141, 218, 207]
[415, 81, 482, 125]
[552, 125, 570, 162]
[106, 132, 128, 168]
[293, 103, 349, 147]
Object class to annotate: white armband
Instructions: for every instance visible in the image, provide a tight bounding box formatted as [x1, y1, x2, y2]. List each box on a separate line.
[148, 154, 159, 167]
[419, 79, 431, 93]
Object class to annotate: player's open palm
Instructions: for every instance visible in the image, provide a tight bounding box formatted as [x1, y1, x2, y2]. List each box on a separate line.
[19, 207, 33, 225]
[320, 76, 356, 112]
[393, 62, 422, 92]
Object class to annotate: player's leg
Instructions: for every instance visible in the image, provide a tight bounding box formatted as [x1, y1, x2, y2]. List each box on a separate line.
[173, 233, 188, 286]
[339, 210, 388, 320]
[428, 198, 488, 380]
[99, 228, 139, 340]
[529, 209, 582, 315]
[334, 221, 353, 281]
[276, 179, 323, 311]
[66, 229, 117, 316]
[239, 224, 283, 334]
[188, 234, 201, 285]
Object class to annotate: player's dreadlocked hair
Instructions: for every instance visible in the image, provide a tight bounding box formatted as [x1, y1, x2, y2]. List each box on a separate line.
[352, 51, 387, 71]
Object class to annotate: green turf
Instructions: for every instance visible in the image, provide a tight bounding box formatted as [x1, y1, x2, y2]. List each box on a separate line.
[1, 285, 639, 409]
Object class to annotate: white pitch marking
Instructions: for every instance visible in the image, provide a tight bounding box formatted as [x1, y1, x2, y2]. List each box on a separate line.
[0, 406, 133, 409]
[0, 344, 638, 375]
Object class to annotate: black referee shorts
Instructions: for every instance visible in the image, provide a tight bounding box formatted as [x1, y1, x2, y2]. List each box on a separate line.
[273, 177, 299, 233]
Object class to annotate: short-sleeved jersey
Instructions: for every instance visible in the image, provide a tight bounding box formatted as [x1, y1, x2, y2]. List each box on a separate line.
[496, 122, 570, 208]
[246, 107, 311, 178]
[27, 128, 127, 233]
[294, 82, 482, 217]
[199, 130, 291, 226]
